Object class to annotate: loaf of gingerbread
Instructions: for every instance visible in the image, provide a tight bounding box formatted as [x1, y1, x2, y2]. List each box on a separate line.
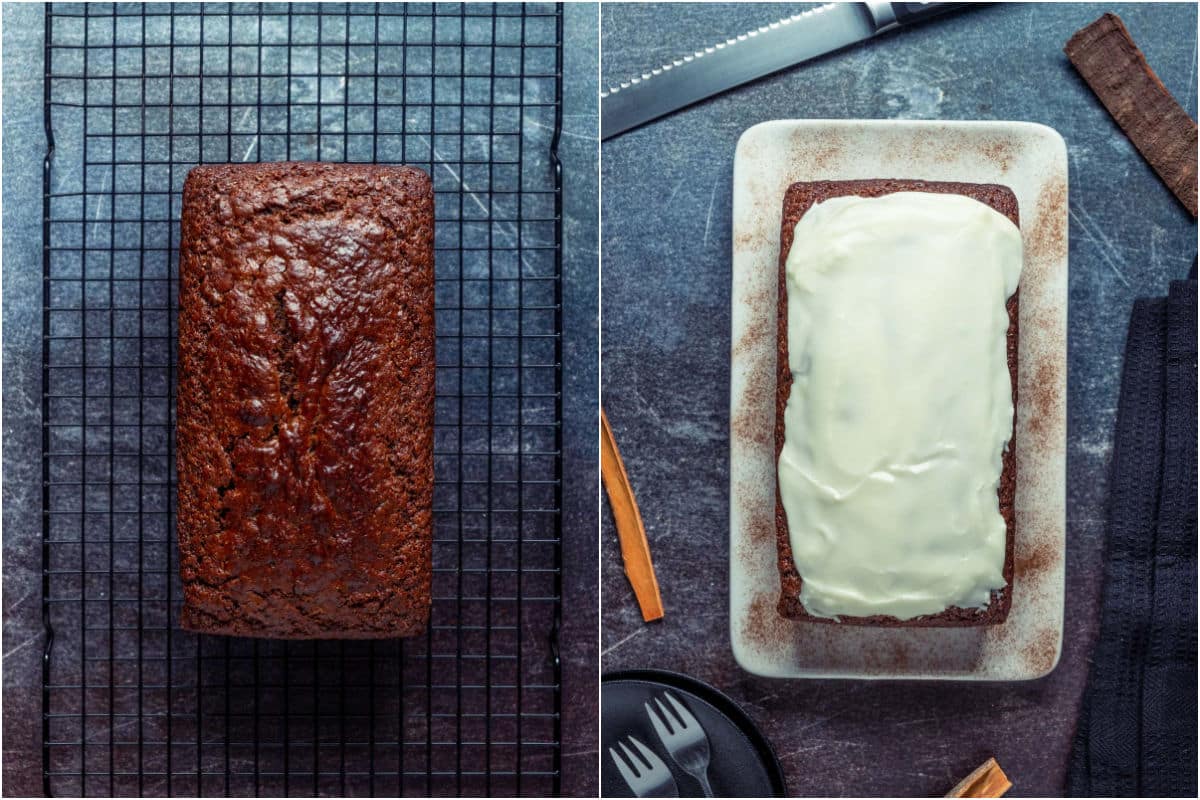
[177, 162, 435, 638]
[775, 179, 1020, 626]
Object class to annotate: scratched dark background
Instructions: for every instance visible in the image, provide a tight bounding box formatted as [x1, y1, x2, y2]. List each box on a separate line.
[600, 2, 1196, 797]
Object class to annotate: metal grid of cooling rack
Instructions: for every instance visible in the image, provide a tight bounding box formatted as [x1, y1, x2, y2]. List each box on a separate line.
[42, 3, 563, 796]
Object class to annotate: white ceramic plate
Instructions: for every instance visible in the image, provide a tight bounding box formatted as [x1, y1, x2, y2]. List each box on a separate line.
[729, 120, 1067, 681]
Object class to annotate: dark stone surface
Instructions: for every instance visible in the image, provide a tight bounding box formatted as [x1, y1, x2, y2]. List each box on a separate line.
[2, 3, 597, 796]
[560, 4, 601, 797]
[600, 3, 1195, 797]
[3, 4, 49, 795]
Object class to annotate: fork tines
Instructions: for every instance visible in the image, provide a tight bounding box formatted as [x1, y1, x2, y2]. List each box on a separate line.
[608, 734, 677, 797]
[646, 691, 700, 736]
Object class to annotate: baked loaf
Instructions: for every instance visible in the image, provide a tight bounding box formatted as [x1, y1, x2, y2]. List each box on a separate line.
[177, 162, 435, 639]
[775, 179, 1018, 627]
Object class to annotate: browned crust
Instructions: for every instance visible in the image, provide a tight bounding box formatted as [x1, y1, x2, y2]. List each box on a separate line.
[775, 179, 1018, 627]
[177, 162, 435, 639]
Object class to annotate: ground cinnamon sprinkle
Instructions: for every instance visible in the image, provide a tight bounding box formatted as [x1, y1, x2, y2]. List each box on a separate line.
[1029, 176, 1068, 266]
[1022, 628, 1060, 674]
[743, 591, 790, 655]
[1015, 538, 1057, 579]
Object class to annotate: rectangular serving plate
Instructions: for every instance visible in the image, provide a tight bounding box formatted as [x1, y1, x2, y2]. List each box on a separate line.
[729, 119, 1067, 680]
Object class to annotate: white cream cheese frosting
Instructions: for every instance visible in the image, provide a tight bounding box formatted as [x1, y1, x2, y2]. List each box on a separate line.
[779, 191, 1022, 621]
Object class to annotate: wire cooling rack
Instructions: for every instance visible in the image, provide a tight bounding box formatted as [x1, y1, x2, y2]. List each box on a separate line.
[42, 3, 562, 796]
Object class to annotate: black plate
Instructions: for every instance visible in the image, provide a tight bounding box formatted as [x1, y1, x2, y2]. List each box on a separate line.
[602, 670, 786, 798]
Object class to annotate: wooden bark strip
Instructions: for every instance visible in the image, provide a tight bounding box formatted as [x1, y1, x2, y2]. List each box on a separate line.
[1065, 13, 1198, 217]
[601, 409, 664, 622]
[946, 757, 1013, 798]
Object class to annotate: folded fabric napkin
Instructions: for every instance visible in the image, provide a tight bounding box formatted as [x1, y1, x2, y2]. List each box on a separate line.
[1068, 271, 1197, 797]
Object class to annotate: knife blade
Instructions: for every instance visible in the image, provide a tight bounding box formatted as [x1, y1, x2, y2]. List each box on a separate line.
[601, 2, 970, 140]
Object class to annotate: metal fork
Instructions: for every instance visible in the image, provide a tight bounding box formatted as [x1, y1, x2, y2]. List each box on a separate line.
[645, 692, 715, 797]
[608, 735, 679, 797]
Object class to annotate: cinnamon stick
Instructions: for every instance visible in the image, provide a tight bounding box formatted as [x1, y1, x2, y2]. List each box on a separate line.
[600, 409, 664, 622]
[1065, 13, 1198, 217]
[946, 757, 1012, 798]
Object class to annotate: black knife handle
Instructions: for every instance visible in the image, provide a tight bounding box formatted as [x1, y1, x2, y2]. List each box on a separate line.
[891, 3, 971, 26]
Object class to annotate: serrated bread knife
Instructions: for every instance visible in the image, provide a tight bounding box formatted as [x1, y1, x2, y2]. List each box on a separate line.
[601, 2, 970, 140]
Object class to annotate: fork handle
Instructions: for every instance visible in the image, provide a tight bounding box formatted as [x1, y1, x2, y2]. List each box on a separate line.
[692, 770, 714, 798]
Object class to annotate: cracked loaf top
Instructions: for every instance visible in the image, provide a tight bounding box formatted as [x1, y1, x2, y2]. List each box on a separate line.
[176, 162, 435, 639]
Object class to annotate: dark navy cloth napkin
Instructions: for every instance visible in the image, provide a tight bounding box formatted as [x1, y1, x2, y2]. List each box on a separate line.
[1068, 274, 1197, 797]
